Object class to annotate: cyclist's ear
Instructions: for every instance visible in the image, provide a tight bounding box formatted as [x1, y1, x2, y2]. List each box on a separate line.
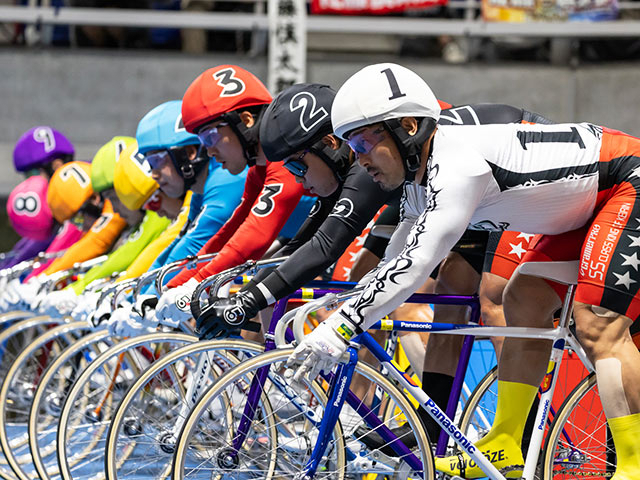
[400, 117, 418, 136]
[239, 110, 255, 128]
[321, 134, 341, 151]
[185, 144, 198, 161]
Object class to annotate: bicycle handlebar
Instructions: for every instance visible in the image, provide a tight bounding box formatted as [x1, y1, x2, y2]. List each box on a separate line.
[190, 256, 289, 320]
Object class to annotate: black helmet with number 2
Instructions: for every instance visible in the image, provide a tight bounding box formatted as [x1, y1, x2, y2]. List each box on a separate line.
[259, 83, 351, 182]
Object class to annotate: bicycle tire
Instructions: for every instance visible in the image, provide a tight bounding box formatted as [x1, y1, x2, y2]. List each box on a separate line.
[29, 328, 115, 480]
[541, 373, 615, 479]
[0, 315, 65, 477]
[105, 339, 264, 480]
[172, 348, 434, 480]
[0, 321, 90, 480]
[56, 332, 197, 480]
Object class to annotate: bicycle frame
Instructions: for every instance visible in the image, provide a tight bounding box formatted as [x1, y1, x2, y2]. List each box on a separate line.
[297, 282, 587, 479]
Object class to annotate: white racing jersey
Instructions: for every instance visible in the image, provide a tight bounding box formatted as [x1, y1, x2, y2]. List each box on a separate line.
[342, 121, 607, 329]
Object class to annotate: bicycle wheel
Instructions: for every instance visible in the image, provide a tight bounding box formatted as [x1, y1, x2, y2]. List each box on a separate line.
[29, 329, 115, 480]
[542, 373, 614, 479]
[0, 316, 65, 477]
[172, 348, 434, 480]
[459, 349, 591, 444]
[0, 312, 34, 331]
[105, 339, 264, 480]
[0, 321, 90, 480]
[57, 332, 197, 480]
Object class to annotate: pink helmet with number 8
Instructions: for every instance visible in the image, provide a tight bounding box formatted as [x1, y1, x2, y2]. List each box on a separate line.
[7, 175, 55, 240]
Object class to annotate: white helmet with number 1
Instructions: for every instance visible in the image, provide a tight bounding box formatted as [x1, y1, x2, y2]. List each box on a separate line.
[331, 63, 441, 140]
[331, 63, 441, 181]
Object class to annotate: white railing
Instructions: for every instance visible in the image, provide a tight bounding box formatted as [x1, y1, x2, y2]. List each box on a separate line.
[1, 5, 640, 38]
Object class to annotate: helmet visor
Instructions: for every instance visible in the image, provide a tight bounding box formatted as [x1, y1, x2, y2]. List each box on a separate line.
[346, 126, 386, 155]
[145, 150, 172, 170]
[197, 122, 229, 148]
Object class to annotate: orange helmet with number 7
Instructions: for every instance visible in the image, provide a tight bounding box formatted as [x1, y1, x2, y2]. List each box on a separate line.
[47, 161, 94, 223]
[181, 65, 272, 165]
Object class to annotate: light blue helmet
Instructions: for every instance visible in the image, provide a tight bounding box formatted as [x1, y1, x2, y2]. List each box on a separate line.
[136, 100, 199, 155]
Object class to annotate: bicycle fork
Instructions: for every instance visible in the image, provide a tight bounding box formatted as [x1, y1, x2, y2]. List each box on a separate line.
[522, 283, 576, 480]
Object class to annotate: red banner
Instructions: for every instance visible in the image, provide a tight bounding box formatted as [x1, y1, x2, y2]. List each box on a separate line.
[312, 0, 447, 15]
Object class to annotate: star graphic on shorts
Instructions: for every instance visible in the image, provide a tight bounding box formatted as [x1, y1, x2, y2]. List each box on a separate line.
[620, 252, 640, 271]
[509, 242, 527, 259]
[635, 218, 640, 230]
[517, 232, 535, 243]
[628, 235, 640, 248]
[631, 166, 640, 179]
[613, 271, 636, 290]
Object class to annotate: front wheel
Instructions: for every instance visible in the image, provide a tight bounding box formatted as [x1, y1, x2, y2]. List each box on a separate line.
[172, 348, 434, 479]
[542, 373, 615, 479]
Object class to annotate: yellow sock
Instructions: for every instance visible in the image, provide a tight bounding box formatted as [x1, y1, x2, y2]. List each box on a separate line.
[609, 412, 640, 480]
[435, 380, 538, 479]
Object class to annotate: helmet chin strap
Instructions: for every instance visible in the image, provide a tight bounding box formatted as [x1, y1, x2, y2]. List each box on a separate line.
[223, 109, 264, 167]
[383, 118, 437, 183]
[311, 140, 352, 183]
[170, 146, 210, 195]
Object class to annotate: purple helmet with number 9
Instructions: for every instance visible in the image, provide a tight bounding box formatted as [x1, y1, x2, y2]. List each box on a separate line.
[13, 126, 75, 173]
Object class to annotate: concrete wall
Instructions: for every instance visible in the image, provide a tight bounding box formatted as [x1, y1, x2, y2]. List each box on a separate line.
[2, 48, 640, 195]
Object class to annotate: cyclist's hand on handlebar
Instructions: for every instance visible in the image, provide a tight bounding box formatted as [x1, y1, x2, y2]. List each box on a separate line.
[155, 278, 198, 329]
[287, 313, 359, 382]
[195, 290, 261, 340]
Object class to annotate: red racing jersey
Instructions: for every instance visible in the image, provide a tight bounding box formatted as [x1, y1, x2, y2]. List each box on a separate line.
[168, 161, 307, 286]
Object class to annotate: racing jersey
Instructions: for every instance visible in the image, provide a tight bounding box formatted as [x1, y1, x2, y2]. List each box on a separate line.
[243, 103, 551, 307]
[69, 210, 170, 294]
[26, 221, 84, 280]
[167, 161, 307, 286]
[0, 237, 53, 270]
[42, 200, 127, 275]
[337, 121, 609, 331]
[245, 163, 402, 306]
[117, 195, 191, 282]
[147, 162, 246, 288]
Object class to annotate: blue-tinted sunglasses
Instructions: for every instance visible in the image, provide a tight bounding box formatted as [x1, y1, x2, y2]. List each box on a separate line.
[283, 149, 310, 177]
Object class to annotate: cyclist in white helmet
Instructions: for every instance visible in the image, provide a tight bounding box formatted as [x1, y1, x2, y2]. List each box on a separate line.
[289, 63, 640, 479]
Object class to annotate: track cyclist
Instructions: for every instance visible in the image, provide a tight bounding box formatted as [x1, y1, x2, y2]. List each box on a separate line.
[37, 137, 175, 317]
[1, 126, 82, 271]
[154, 65, 315, 326]
[288, 62, 640, 480]
[105, 98, 247, 333]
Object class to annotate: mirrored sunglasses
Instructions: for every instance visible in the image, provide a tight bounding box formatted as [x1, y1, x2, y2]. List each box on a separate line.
[283, 149, 309, 178]
[145, 150, 171, 170]
[346, 126, 386, 155]
[197, 122, 229, 148]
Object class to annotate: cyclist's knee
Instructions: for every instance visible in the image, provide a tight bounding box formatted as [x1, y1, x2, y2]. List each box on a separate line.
[435, 252, 480, 295]
[503, 273, 560, 327]
[574, 302, 631, 360]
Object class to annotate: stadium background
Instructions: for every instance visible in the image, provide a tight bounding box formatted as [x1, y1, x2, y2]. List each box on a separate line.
[1, 3, 639, 250]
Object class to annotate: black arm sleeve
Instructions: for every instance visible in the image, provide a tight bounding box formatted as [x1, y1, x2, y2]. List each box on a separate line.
[250, 165, 398, 306]
[247, 195, 337, 287]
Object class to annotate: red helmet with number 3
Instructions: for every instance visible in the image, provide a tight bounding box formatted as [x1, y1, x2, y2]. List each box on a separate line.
[182, 65, 272, 165]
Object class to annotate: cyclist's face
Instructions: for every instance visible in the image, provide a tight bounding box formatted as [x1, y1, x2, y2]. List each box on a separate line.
[284, 151, 339, 197]
[350, 124, 404, 191]
[199, 120, 247, 175]
[102, 188, 144, 226]
[149, 151, 185, 198]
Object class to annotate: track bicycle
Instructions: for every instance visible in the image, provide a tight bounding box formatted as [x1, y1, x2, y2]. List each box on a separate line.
[171, 260, 598, 480]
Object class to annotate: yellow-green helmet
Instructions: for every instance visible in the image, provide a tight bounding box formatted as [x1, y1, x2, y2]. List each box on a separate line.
[90, 136, 136, 193]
